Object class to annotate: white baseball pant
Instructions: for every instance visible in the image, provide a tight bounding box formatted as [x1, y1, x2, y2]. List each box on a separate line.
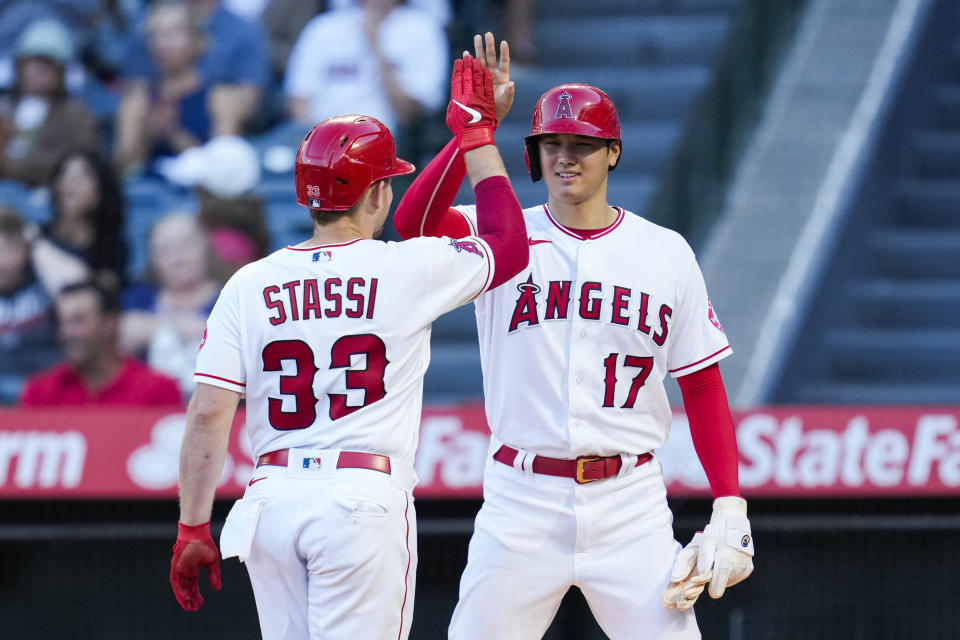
[448, 455, 699, 639]
[222, 452, 417, 640]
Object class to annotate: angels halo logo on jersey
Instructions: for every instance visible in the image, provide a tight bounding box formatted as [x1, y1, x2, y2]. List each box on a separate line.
[449, 237, 484, 257]
[707, 299, 724, 333]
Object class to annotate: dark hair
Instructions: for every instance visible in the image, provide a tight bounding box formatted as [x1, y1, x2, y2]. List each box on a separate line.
[308, 178, 391, 226]
[58, 280, 120, 315]
[49, 151, 128, 283]
[0, 204, 26, 237]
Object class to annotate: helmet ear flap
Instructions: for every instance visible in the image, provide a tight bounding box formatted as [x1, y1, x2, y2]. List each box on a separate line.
[524, 139, 541, 182]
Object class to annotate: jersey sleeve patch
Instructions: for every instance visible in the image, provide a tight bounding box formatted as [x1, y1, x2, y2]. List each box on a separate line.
[448, 237, 486, 258]
[707, 298, 724, 333]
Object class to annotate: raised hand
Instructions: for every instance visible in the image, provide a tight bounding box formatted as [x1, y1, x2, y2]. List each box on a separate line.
[470, 32, 514, 123]
[446, 54, 497, 151]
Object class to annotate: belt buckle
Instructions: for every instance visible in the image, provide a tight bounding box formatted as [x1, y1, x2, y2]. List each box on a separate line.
[575, 457, 601, 484]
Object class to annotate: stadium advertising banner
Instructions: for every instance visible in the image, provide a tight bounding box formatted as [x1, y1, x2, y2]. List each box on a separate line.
[0, 406, 959, 498]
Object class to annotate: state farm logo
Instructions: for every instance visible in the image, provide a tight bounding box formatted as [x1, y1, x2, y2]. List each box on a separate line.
[0, 430, 87, 488]
[662, 411, 960, 494]
[737, 413, 960, 490]
[127, 414, 253, 490]
[415, 416, 489, 490]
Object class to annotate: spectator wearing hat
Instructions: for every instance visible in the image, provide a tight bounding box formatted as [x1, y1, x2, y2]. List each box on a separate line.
[20, 280, 183, 407]
[156, 135, 270, 278]
[0, 19, 100, 186]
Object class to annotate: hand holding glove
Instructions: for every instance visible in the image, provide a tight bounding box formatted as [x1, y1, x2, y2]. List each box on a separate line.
[662, 496, 755, 611]
[446, 54, 497, 152]
[662, 531, 712, 611]
[170, 521, 222, 611]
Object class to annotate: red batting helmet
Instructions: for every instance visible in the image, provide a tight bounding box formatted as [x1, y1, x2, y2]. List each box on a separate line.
[295, 115, 415, 211]
[524, 83, 622, 182]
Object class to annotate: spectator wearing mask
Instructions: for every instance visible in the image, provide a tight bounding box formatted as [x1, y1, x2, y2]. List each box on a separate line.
[20, 280, 182, 406]
[0, 19, 100, 186]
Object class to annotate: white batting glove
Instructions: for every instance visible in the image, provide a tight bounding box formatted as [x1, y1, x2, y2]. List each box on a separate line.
[696, 496, 755, 599]
[662, 531, 712, 611]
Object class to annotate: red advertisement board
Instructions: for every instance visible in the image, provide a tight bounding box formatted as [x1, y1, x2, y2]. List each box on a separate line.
[1, 406, 959, 498]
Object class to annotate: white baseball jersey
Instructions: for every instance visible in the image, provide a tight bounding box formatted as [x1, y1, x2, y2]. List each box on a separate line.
[453, 203, 731, 457]
[194, 235, 495, 475]
[447, 203, 728, 640]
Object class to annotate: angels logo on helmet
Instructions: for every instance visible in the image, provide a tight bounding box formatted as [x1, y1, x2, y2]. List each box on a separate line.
[554, 91, 574, 119]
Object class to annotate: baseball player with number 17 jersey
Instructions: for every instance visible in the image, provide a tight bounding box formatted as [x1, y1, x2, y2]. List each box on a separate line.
[395, 34, 755, 639]
[169, 55, 529, 640]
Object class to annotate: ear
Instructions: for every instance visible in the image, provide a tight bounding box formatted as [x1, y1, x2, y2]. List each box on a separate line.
[607, 140, 622, 169]
[369, 180, 388, 209]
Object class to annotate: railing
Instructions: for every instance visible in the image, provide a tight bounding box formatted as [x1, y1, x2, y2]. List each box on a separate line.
[646, 0, 808, 247]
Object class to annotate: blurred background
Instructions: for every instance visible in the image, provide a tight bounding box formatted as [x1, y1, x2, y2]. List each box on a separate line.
[1, 0, 959, 638]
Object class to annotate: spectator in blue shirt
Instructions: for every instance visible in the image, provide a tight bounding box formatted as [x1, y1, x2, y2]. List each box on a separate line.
[118, 0, 268, 143]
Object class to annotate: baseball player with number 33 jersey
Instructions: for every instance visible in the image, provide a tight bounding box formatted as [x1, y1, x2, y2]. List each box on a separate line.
[169, 55, 529, 640]
[395, 34, 756, 639]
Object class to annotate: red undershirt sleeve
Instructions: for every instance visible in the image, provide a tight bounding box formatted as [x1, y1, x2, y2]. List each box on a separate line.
[473, 176, 529, 288]
[393, 137, 472, 239]
[676, 363, 741, 498]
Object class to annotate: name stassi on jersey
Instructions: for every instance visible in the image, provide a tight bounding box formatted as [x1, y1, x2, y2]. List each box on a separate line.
[261, 277, 379, 325]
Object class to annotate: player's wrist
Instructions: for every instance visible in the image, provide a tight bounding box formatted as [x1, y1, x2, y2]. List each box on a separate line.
[177, 520, 212, 542]
[458, 127, 495, 152]
[712, 496, 747, 513]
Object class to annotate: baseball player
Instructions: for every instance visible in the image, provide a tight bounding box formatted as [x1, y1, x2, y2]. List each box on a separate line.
[393, 34, 755, 638]
[169, 55, 529, 640]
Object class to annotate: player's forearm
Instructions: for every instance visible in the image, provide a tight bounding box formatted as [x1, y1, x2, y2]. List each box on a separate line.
[394, 137, 468, 239]
[677, 363, 740, 498]
[472, 172, 528, 287]
[178, 385, 240, 525]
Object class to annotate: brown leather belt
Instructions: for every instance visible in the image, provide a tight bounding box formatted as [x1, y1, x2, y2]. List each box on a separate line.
[256, 449, 391, 475]
[493, 445, 652, 484]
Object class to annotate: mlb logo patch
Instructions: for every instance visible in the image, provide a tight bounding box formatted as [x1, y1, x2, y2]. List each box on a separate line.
[302, 457, 322, 469]
[313, 250, 332, 263]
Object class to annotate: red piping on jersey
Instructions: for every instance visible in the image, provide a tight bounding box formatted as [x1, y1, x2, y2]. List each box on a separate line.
[542, 204, 625, 240]
[669, 345, 732, 374]
[465, 237, 494, 303]
[284, 238, 365, 251]
[397, 493, 412, 640]
[195, 372, 246, 387]
[462, 209, 477, 236]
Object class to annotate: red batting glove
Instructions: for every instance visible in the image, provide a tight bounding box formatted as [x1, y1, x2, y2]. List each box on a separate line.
[170, 521, 222, 611]
[446, 54, 497, 152]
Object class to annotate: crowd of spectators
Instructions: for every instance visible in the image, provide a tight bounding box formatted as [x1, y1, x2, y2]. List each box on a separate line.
[0, 0, 536, 407]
